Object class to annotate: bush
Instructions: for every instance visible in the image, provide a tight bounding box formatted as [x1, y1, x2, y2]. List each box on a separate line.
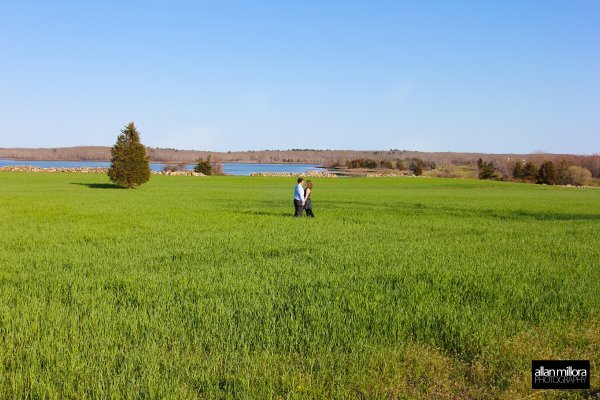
[365, 159, 378, 169]
[537, 161, 556, 185]
[211, 160, 225, 176]
[193, 156, 225, 176]
[326, 160, 344, 168]
[409, 159, 425, 176]
[346, 158, 378, 169]
[380, 160, 393, 169]
[566, 166, 592, 186]
[162, 163, 188, 173]
[194, 158, 212, 175]
[107, 122, 151, 188]
[477, 158, 498, 180]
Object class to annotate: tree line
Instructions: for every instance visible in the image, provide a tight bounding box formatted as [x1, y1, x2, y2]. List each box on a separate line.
[340, 155, 594, 185]
[20, 122, 597, 187]
[477, 158, 592, 186]
[3, 146, 597, 177]
[342, 158, 436, 176]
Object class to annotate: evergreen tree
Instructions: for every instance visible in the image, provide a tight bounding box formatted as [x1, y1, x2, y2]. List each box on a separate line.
[194, 156, 213, 175]
[107, 122, 151, 188]
[523, 161, 538, 182]
[537, 160, 556, 185]
[512, 161, 524, 179]
[477, 158, 498, 180]
[556, 159, 569, 185]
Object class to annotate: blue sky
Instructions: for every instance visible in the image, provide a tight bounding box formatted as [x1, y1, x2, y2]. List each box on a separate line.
[0, 1, 598, 153]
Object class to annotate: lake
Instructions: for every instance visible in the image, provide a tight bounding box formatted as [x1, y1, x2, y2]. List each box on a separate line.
[0, 159, 323, 176]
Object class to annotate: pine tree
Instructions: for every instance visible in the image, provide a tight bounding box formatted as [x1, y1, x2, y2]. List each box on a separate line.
[477, 158, 498, 180]
[194, 156, 212, 175]
[523, 161, 538, 182]
[537, 160, 556, 185]
[556, 159, 569, 185]
[107, 122, 151, 188]
[512, 161, 524, 179]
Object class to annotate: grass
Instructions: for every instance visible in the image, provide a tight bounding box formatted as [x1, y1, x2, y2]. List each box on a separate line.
[0, 172, 598, 399]
[424, 164, 478, 179]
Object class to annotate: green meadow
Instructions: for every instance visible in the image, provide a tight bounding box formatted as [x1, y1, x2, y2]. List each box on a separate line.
[0, 172, 598, 399]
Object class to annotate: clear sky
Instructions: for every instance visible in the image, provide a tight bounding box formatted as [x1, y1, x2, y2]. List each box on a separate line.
[0, 1, 598, 153]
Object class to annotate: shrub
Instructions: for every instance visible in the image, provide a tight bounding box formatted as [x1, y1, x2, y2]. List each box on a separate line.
[477, 158, 498, 180]
[409, 159, 425, 176]
[566, 166, 592, 186]
[346, 158, 378, 169]
[162, 163, 188, 173]
[194, 158, 212, 175]
[326, 160, 344, 168]
[193, 156, 225, 176]
[380, 160, 393, 169]
[107, 122, 151, 188]
[537, 161, 556, 185]
[365, 159, 378, 169]
[211, 159, 225, 176]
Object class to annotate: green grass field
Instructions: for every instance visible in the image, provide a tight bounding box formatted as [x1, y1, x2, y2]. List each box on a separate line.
[0, 172, 598, 399]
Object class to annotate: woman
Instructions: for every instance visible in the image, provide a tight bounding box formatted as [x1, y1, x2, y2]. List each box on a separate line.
[304, 180, 315, 217]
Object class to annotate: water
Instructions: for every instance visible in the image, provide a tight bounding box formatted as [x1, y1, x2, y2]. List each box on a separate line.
[221, 163, 322, 176]
[0, 159, 323, 176]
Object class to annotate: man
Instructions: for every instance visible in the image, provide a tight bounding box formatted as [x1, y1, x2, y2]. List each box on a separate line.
[293, 177, 305, 217]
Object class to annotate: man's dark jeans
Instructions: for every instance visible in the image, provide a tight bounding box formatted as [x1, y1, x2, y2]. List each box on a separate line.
[294, 200, 303, 217]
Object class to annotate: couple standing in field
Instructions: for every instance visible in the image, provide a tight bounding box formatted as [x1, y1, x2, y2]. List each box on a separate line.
[293, 177, 315, 217]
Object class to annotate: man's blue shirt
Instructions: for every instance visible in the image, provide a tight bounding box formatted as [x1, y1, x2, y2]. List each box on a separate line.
[294, 183, 304, 202]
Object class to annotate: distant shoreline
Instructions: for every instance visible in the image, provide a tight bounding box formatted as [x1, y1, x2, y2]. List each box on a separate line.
[0, 146, 598, 178]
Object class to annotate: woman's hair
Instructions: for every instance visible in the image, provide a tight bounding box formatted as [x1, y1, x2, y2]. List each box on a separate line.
[306, 180, 313, 189]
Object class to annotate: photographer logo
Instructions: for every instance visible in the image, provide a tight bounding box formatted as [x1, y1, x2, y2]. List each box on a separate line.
[532, 360, 590, 390]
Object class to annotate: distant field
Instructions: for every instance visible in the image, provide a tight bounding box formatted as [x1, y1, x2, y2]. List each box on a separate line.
[423, 164, 478, 179]
[0, 173, 598, 399]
